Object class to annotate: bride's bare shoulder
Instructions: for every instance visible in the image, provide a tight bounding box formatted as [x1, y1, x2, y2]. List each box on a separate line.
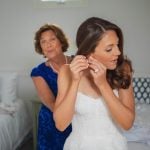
[59, 64, 71, 75]
[58, 64, 72, 84]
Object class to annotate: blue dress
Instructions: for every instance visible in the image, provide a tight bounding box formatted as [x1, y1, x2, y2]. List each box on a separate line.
[31, 62, 72, 150]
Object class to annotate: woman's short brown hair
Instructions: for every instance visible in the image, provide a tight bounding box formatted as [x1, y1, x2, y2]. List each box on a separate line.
[34, 24, 69, 55]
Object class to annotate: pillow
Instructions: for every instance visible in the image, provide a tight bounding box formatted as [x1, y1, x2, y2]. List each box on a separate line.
[0, 72, 18, 106]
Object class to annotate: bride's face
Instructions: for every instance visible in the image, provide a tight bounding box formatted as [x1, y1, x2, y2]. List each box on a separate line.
[91, 30, 121, 70]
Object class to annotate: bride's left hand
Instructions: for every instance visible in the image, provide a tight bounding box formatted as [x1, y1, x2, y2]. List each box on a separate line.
[88, 56, 107, 86]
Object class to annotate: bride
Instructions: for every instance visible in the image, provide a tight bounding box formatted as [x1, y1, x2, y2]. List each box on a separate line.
[53, 17, 135, 150]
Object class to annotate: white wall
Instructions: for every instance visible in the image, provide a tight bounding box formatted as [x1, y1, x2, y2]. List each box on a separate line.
[0, 0, 150, 98]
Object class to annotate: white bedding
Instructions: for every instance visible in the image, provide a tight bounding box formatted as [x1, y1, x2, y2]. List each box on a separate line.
[0, 99, 32, 150]
[128, 142, 150, 150]
[126, 104, 150, 150]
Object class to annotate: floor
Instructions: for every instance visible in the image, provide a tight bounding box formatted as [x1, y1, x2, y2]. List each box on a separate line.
[17, 135, 34, 150]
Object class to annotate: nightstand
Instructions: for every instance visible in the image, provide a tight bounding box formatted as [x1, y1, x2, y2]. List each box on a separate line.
[31, 98, 42, 150]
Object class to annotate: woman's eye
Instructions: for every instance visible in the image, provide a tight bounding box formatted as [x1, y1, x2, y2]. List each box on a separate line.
[41, 40, 46, 44]
[51, 38, 56, 41]
[106, 48, 112, 52]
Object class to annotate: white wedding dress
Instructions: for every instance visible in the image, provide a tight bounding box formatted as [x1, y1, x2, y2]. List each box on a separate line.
[64, 92, 128, 150]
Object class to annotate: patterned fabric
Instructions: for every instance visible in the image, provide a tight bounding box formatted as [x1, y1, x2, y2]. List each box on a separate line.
[31, 62, 72, 150]
[133, 77, 150, 104]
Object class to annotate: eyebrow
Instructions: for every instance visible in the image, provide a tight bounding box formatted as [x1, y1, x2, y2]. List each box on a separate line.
[107, 44, 113, 47]
[107, 41, 119, 47]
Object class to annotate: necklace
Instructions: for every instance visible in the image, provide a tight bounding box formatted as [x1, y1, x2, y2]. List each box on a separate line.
[49, 55, 68, 73]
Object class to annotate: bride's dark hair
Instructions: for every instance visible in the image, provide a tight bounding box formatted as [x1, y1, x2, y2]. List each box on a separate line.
[76, 17, 133, 89]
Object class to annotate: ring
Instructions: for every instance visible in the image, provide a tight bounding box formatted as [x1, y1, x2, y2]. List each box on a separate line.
[94, 68, 99, 73]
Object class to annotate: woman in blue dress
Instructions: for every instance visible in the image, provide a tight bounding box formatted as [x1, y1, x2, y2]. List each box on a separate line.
[31, 24, 72, 150]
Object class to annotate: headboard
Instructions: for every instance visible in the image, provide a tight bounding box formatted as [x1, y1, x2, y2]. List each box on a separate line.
[133, 77, 150, 104]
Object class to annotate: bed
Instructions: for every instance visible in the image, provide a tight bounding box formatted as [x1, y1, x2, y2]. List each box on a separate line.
[127, 103, 150, 150]
[0, 72, 33, 150]
[126, 77, 150, 150]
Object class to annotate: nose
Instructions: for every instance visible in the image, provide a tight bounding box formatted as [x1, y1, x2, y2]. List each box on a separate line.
[114, 46, 121, 56]
[46, 41, 53, 48]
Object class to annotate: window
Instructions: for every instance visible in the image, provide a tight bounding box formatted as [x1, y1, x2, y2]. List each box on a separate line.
[41, 0, 65, 2]
[34, 0, 88, 8]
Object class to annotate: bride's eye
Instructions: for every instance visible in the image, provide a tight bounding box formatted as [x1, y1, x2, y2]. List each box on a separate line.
[106, 48, 112, 52]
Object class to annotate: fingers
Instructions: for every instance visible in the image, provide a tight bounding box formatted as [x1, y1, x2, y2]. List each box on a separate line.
[88, 56, 106, 73]
[70, 55, 106, 77]
[70, 55, 89, 73]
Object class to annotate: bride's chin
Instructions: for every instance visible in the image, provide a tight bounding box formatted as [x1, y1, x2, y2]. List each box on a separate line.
[107, 64, 117, 70]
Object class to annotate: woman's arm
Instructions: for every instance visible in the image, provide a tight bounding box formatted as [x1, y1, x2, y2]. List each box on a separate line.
[32, 77, 55, 111]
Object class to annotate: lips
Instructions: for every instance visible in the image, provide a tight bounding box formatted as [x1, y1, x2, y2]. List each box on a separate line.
[111, 59, 117, 63]
[112, 60, 117, 63]
[47, 50, 54, 54]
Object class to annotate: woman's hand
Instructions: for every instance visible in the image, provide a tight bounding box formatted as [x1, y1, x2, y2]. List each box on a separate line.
[88, 56, 107, 86]
[69, 55, 89, 81]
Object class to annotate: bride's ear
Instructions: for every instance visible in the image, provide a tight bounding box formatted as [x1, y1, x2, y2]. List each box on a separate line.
[87, 53, 94, 58]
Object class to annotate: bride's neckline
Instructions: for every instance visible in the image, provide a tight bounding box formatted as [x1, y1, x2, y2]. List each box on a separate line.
[77, 91, 101, 101]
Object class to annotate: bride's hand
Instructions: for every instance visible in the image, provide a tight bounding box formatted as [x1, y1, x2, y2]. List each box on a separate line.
[69, 55, 89, 81]
[88, 56, 107, 86]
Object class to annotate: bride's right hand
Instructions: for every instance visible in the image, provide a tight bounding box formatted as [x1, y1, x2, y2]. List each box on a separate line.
[69, 55, 89, 81]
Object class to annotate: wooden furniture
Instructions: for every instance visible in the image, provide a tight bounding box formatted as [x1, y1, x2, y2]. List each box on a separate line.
[31, 98, 42, 150]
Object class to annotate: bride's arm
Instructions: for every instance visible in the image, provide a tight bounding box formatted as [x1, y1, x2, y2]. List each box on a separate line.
[53, 65, 79, 131]
[54, 56, 88, 131]
[98, 81, 135, 130]
[89, 56, 135, 130]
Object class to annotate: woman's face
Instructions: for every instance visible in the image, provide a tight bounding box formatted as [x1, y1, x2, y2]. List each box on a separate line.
[91, 30, 121, 70]
[40, 30, 63, 59]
